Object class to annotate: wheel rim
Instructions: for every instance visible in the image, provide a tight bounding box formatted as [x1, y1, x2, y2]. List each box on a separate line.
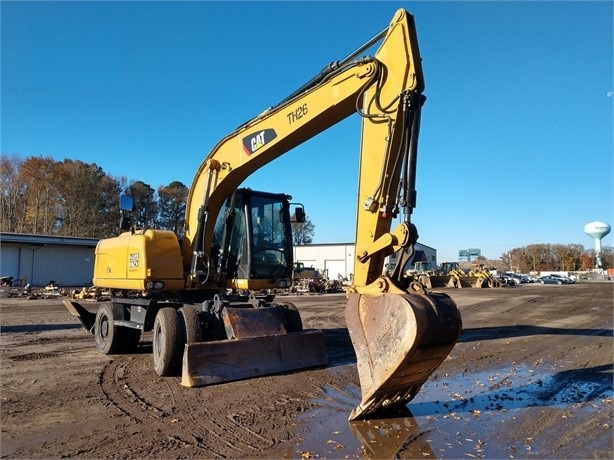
[96, 313, 111, 344]
[153, 323, 162, 361]
[100, 318, 109, 339]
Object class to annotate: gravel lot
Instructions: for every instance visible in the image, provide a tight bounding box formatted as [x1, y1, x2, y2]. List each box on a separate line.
[1, 282, 612, 458]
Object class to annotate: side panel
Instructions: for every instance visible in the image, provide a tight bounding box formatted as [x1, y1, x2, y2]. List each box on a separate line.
[93, 230, 185, 290]
[93, 233, 130, 287]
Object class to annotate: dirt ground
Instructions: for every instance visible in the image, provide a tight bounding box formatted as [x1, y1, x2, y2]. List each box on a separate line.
[1, 282, 612, 459]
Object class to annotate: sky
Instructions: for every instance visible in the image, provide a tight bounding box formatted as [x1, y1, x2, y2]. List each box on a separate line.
[2, 0, 613, 262]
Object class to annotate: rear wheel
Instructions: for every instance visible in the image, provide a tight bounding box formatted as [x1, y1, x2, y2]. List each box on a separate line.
[153, 308, 183, 376]
[94, 302, 123, 354]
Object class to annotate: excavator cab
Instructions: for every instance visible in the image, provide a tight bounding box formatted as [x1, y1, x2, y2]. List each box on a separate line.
[212, 188, 296, 290]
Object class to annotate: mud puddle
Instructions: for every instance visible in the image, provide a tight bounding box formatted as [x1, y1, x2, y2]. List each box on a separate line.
[294, 363, 613, 458]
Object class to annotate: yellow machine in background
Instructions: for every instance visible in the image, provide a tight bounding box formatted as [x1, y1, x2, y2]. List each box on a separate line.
[64, 9, 461, 421]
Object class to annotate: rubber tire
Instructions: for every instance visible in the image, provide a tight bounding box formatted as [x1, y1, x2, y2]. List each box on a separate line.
[281, 302, 303, 332]
[152, 308, 183, 377]
[94, 302, 123, 355]
[178, 306, 201, 343]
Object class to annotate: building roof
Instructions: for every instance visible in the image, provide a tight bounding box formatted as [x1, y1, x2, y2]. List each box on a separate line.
[0, 232, 99, 247]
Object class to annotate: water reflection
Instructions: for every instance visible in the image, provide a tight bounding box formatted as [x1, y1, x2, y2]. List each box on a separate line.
[349, 406, 434, 459]
[297, 363, 613, 458]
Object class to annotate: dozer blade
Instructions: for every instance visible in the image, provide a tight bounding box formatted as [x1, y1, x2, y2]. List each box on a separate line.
[345, 291, 461, 420]
[181, 330, 327, 387]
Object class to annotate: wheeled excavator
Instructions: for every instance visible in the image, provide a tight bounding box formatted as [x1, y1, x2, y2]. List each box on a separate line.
[64, 9, 462, 421]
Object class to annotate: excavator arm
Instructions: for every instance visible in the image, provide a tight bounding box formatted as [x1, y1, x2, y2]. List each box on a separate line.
[183, 9, 424, 293]
[182, 9, 462, 420]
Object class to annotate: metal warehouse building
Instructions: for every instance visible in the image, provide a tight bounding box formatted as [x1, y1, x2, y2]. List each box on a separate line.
[1, 232, 438, 287]
[0, 233, 98, 287]
[293, 242, 437, 280]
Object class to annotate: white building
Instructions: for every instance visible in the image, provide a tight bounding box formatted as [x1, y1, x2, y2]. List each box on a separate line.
[293, 242, 437, 280]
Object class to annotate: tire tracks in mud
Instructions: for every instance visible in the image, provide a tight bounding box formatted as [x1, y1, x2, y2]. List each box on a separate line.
[99, 357, 244, 457]
[96, 352, 342, 458]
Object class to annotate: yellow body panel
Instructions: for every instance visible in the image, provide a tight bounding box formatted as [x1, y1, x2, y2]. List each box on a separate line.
[93, 229, 185, 291]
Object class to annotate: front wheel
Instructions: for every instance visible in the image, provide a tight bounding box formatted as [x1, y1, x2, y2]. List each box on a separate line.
[178, 306, 201, 343]
[152, 308, 183, 376]
[280, 302, 303, 332]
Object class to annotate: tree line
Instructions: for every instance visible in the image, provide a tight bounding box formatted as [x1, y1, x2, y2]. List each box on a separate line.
[462, 243, 612, 272]
[500, 243, 613, 272]
[1, 153, 316, 243]
[1, 154, 188, 238]
[2, 154, 609, 270]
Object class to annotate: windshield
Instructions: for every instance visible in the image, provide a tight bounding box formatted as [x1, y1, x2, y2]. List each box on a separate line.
[212, 190, 292, 281]
[249, 194, 291, 279]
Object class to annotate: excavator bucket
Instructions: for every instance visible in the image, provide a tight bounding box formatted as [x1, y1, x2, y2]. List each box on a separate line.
[181, 306, 327, 387]
[470, 277, 488, 288]
[345, 291, 461, 420]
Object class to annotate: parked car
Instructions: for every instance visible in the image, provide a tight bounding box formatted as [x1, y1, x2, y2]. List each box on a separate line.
[538, 275, 565, 285]
[506, 272, 528, 284]
[548, 273, 575, 284]
[499, 275, 517, 286]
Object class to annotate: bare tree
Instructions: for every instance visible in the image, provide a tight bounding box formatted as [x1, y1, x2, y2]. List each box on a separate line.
[291, 213, 315, 245]
[127, 180, 157, 230]
[19, 156, 61, 234]
[0, 154, 27, 232]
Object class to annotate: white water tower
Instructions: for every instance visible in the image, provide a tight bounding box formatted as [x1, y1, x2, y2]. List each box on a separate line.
[584, 221, 611, 268]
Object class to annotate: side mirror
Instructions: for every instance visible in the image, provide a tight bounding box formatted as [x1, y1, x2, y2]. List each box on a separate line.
[119, 195, 135, 233]
[120, 195, 135, 212]
[293, 206, 306, 223]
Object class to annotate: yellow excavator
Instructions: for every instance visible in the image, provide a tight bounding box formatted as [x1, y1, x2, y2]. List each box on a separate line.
[64, 9, 461, 421]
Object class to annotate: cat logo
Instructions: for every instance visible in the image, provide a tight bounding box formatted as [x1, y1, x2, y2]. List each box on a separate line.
[242, 129, 277, 155]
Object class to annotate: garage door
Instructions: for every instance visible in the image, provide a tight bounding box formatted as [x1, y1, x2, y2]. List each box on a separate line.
[1, 246, 20, 280]
[324, 260, 347, 280]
